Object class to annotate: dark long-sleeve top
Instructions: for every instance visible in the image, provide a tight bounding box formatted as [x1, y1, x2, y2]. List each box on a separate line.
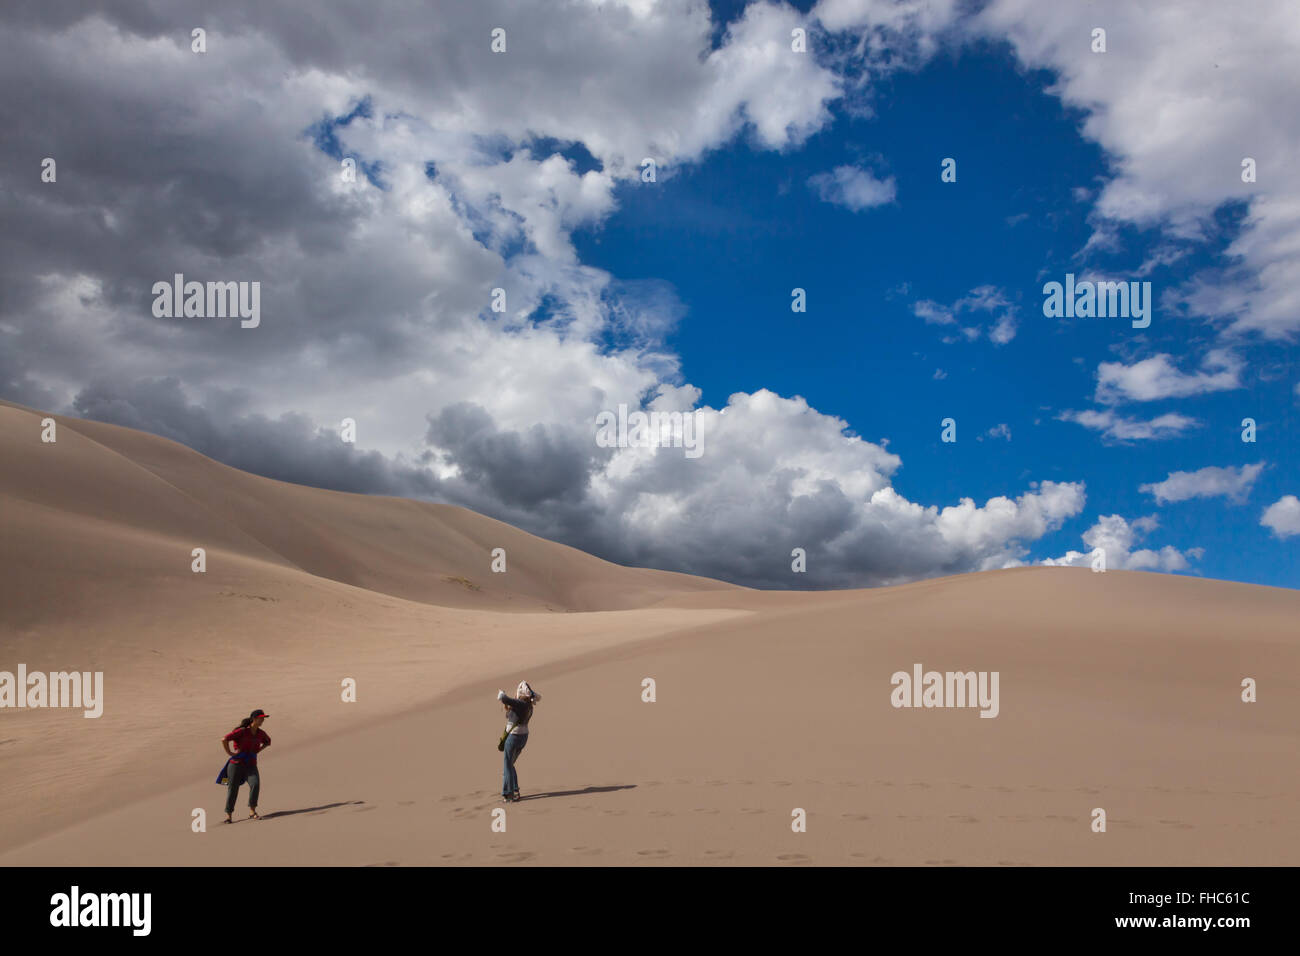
[501, 695, 534, 737]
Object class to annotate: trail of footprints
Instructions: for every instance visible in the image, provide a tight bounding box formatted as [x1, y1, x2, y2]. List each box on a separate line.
[339, 776, 1290, 865]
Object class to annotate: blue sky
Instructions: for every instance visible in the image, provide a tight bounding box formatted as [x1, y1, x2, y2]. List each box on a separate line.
[572, 39, 1297, 587]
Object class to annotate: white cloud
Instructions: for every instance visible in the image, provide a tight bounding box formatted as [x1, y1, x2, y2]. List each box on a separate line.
[1261, 495, 1300, 539]
[989, 313, 1018, 345]
[914, 300, 955, 325]
[1057, 409, 1199, 442]
[1095, 349, 1243, 404]
[913, 284, 1019, 344]
[1043, 514, 1200, 572]
[808, 164, 897, 211]
[1140, 463, 1264, 504]
[972, 0, 1300, 338]
[572, 390, 1087, 586]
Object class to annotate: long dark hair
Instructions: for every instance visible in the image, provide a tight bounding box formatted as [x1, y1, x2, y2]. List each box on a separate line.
[236, 716, 254, 730]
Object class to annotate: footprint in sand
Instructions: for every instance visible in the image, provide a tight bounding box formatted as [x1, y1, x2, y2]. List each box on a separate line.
[740, 808, 765, 814]
[397, 800, 416, 806]
[948, 814, 979, 824]
[648, 809, 675, 817]
[923, 859, 959, 865]
[692, 808, 721, 814]
[776, 853, 812, 864]
[637, 849, 671, 857]
[363, 861, 399, 867]
[841, 813, 871, 821]
[440, 795, 459, 803]
[570, 846, 603, 856]
[1158, 819, 1194, 829]
[703, 849, 734, 859]
[600, 809, 627, 816]
[496, 851, 536, 863]
[706, 780, 727, 786]
[774, 780, 793, 787]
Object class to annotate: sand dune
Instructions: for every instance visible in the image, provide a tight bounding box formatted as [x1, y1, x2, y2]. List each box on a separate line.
[1, 400, 1298, 864]
[0, 399, 736, 615]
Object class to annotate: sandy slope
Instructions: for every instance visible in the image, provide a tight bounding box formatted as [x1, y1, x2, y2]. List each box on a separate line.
[2, 400, 1298, 865]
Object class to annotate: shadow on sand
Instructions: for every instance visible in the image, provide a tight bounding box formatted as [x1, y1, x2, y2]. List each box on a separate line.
[258, 801, 365, 820]
[517, 785, 635, 802]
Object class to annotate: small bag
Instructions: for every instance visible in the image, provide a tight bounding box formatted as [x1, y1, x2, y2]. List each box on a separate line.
[497, 727, 509, 752]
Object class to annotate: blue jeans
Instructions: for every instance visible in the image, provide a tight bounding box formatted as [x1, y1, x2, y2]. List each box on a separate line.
[502, 733, 527, 796]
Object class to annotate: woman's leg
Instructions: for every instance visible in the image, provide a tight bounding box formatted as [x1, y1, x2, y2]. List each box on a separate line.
[502, 737, 514, 796]
[246, 767, 261, 811]
[224, 763, 242, 816]
[513, 735, 527, 794]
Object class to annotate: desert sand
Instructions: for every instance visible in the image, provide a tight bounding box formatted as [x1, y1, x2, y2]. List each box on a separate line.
[2, 397, 1297, 865]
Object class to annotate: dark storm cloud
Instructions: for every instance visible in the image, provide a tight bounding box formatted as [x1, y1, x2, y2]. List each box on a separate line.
[425, 402, 601, 510]
[70, 377, 440, 498]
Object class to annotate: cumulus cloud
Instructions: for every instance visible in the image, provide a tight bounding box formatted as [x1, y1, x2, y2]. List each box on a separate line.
[1261, 495, 1300, 539]
[1140, 463, 1265, 505]
[65, 376, 1086, 588]
[972, 0, 1300, 338]
[808, 164, 897, 211]
[813, 0, 962, 73]
[1095, 350, 1243, 404]
[1043, 514, 1201, 572]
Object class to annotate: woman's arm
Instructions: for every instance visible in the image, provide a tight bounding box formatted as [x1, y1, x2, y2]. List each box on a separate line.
[222, 739, 234, 756]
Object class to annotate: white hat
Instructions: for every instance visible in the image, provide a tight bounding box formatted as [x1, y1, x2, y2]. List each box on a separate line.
[517, 680, 540, 701]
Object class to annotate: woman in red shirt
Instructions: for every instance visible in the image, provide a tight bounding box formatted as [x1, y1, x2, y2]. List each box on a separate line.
[221, 709, 271, 823]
